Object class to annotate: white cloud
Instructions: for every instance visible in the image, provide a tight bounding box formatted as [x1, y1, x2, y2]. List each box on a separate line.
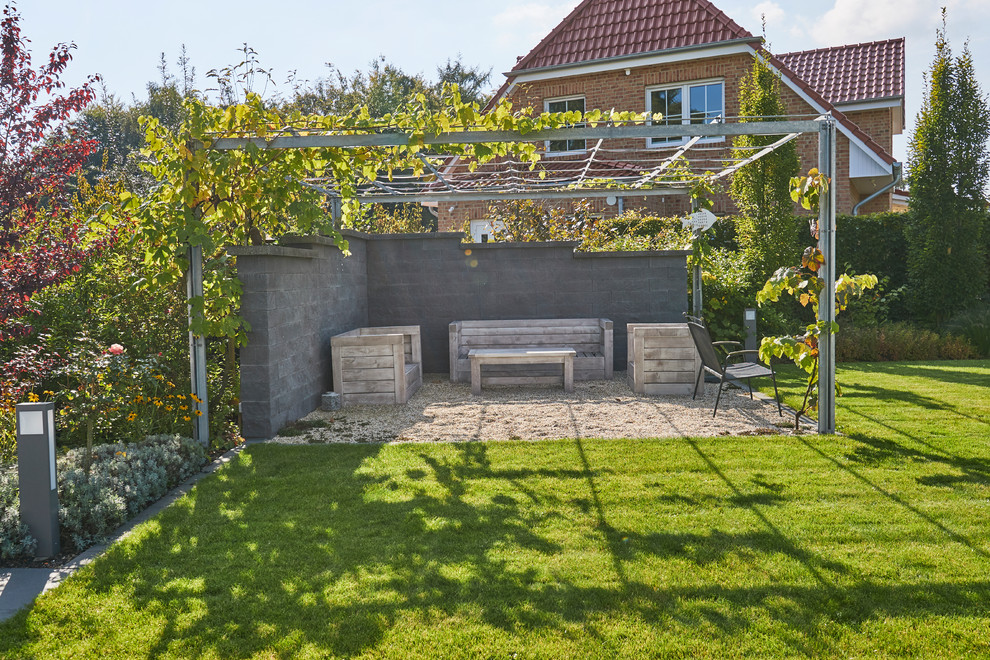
[812, 0, 936, 46]
[492, 1, 582, 58]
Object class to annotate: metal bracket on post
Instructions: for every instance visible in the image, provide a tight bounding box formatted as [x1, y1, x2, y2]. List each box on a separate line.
[16, 402, 60, 558]
[817, 117, 837, 435]
[187, 244, 210, 446]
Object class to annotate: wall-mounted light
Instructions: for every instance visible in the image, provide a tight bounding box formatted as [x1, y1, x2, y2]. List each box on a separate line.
[624, 68, 631, 76]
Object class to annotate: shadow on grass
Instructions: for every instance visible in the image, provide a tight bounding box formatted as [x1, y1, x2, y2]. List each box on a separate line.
[1, 440, 989, 657]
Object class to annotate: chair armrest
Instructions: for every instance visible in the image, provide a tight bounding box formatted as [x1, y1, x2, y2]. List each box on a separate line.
[712, 341, 742, 348]
[724, 349, 773, 369]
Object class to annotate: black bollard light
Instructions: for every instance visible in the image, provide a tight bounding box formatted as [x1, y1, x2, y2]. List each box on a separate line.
[15, 401, 60, 558]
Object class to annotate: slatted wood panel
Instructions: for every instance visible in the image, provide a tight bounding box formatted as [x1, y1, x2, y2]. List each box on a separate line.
[449, 319, 613, 383]
[469, 349, 575, 395]
[627, 323, 701, 396]
[332, 326, 422, 405]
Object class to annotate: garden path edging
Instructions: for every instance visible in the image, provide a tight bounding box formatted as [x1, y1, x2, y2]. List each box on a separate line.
[0, 442, 248, 623]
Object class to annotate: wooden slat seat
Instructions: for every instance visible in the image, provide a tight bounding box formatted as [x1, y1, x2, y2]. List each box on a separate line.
[450, 318, 613, 385]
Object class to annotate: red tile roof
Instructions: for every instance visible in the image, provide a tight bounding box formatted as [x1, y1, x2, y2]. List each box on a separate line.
[761, 48, 897, 166]
[511, 0, 757, 72]
[777, 38, 905, 104]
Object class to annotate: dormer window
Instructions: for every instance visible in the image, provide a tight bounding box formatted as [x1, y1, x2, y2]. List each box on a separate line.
[545, 96, 586, 153]
[647, 80, 723, 147]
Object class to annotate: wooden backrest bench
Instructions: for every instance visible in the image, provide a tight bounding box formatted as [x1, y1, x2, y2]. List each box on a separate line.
[449, 318, 613, 384]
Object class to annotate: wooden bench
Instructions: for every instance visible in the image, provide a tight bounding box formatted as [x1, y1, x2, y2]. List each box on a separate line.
[626, 323, 701, 395]
[331, 326, 422, 405]
[469, 348, 575, 395]
[449, 318, 613, 385]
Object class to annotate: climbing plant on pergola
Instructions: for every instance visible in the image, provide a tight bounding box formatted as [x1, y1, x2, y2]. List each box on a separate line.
[130, 91, 840, 440]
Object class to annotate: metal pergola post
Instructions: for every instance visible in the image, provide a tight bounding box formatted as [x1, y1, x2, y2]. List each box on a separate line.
[187, 243, 210, 446]
[817, 117, 837, 435]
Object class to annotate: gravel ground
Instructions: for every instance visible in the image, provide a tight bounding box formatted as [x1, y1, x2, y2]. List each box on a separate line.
[269, 372, 795, 445]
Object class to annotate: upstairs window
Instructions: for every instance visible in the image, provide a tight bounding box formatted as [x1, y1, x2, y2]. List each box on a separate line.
[647, 80, 723, 146]
[545, 96, 586, 153]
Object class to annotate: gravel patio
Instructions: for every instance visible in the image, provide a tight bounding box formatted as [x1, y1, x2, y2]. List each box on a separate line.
[270, 372, 793, 444]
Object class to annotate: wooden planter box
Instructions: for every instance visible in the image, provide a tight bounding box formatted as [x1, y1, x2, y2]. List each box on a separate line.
[331, 326, 422, 405]
[626, 323, 700, 396]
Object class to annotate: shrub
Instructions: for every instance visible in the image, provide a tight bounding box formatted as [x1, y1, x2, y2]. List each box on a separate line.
[0, 471, 36, 559]
[57, 434, 207, 551]
[0, 435, 207, 559]
[945, 305, 990, 357]
[837, 323, 976, 362]
[836, 212, 911, 321]
[696, 247, 755, 343]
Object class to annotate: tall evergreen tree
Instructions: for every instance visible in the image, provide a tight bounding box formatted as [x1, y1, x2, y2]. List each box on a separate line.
[730, 54, 800, 285]
[906, 12, 990, 325]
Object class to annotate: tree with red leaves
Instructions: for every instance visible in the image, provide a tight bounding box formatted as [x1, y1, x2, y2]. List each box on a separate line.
[0, 1, 112, 337]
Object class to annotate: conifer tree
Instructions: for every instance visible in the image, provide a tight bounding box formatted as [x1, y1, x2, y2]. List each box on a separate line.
[907, 12, 990, 324]
[730, 54, 800, 285]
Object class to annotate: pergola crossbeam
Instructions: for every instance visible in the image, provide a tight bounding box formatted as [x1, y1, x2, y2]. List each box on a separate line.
[209, 120, 826, 151]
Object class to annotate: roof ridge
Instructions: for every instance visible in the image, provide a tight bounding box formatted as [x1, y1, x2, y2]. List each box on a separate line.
[695, 0, 753, 41]
[778, 36, 904, 59]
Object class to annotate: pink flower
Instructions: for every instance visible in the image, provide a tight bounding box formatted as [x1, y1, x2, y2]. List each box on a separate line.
[108, 344, 124, 355]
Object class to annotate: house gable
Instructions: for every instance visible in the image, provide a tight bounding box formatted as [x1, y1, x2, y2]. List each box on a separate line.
[511, 0, 758, 74]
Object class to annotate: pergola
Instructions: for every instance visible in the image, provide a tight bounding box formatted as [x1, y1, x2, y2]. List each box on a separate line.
[186, 115, 838, 438]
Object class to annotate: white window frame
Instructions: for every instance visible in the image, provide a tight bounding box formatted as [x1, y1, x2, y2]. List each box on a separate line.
[645, 78, 725, 148]
[544, 95, 587, 155]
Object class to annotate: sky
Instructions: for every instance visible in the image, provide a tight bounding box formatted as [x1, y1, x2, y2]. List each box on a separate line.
[18, 0, 990, 166]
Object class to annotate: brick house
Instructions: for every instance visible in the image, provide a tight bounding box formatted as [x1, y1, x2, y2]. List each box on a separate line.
[438, 0, 904, 236]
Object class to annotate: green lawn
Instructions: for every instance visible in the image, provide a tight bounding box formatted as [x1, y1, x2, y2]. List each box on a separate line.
[1, 361, 988, 658]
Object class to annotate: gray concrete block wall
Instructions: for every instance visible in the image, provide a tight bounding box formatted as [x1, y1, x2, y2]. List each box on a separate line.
[365, 238, 689, 372]
[235, 231, 689, 437]
[233, 236, 368, 438]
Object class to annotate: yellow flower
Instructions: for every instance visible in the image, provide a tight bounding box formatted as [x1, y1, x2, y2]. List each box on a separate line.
[155, 374, 165, 381]
[127, 412, 137, 421]
[183, 415, 191, 421]
[190, 394, 202, 404]
[154, 400, 163, 408]
[194, 410, 203, 417]
[179, 405, 188, 411]
[176, 394, 186, 400]
[167, 382, 175, 388]
[165, 405, 173, 411]
[43, 390, 54, 397]
[27, 392, 39, 402]
[135, 395, 144, 404]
